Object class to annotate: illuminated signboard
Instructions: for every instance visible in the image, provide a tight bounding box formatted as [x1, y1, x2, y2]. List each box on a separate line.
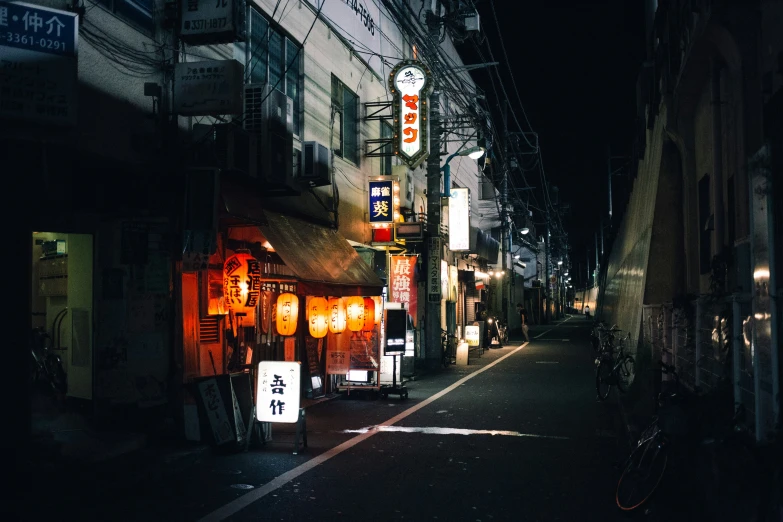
[449, 187, 470, 251]
[465, 325, 480, 346]
[368, 179, 396, 226]
[256, 361, 301, 424]
[390, 255, 417, 320]
[389, 60, 432, 168]
[427, 237, 441, 302]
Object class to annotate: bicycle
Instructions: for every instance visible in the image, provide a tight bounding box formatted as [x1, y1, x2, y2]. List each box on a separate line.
[616, 358, 762, 518]
[616, 359, 681, 511]
[595, 329, 634, 400]
[30, 326, 67, 396]
[441, 330, 457, 367]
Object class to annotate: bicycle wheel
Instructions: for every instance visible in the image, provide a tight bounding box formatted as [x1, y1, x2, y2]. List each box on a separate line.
[616, 355, 635, 393]
[596, 359, 613, 400]
[616, 434, 668, 511]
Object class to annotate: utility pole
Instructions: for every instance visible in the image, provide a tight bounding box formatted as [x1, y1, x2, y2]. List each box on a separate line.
[424, 11, 442, 370]
[545, 209, 551, 324]
[501, 100, 509, 327]
[595, 232, 599, 282]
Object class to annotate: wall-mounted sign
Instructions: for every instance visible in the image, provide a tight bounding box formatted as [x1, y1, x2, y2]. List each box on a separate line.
[449, 188, 470, 251]
[368, 179, 395, 225]
[389, 60, 432, 169]
[427, 237, 441, 303]
[174, 59, 243, 116]
[0, 0, 79, 125]
[180, 0, 240, 44]
[390, 255, 417, 324]
[256, 361, 301, 423]
[465, 325, 480, 347]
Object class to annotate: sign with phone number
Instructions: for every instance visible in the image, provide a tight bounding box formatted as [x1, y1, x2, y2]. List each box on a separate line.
[0, 0, 78, 57]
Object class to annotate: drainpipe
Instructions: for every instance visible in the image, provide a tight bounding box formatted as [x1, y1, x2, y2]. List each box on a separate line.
[711, 59, 725, 266]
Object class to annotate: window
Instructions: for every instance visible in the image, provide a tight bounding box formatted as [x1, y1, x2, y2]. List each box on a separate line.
[94, 0, 153, 33]
[331, 75, 359, 164]
[380, 122, 393, 175]
[246, 9, 303, 136]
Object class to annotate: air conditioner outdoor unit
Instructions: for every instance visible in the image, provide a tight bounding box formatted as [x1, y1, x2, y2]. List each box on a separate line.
[243, 83, 298, 195]
[301, 141, 331, 187]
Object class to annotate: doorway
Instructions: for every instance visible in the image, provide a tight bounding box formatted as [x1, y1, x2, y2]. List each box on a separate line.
[31, 232, 94, 423]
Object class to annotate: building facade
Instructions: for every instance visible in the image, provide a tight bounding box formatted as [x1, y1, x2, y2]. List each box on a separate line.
[12, 0, 508, 448]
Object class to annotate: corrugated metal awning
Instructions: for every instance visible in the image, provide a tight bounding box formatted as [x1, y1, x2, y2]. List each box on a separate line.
[259, 210, 384, 296]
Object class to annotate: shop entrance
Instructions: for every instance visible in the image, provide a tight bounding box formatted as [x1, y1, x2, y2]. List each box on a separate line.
[31, 232, 94, 415]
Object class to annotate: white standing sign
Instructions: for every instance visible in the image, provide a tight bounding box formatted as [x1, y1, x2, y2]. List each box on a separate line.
[256, 361, 301, 424]
[465, 325, 480, 347]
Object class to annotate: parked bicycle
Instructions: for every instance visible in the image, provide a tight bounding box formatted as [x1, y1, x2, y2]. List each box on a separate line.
[615, 356, 763, 519]
[30, 326, 67, 395]
[595, 327, 634, 400]
[441, 330, 457, 367]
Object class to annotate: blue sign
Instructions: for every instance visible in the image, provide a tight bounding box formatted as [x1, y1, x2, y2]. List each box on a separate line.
[0, 1, 78, 57]
[368, 179, 394, 224]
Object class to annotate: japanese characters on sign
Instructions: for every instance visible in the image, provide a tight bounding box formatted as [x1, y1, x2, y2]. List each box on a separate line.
[223, 253, 261, 325]
[256, 361, 301, 424]
[465, 325, 480, 347]
[0, 1, 78, 125]
[390, 255, 417, 325]
[180, 0, 237, 42]
[448, 188, 470, 251]
[389, 60, 431, 168]
[173, 59, 243, 116]
[0, 1, 77, 56]
[427, 237, 441, 303]
[368, 179, 394, 225]
[197, 378, 233, 445]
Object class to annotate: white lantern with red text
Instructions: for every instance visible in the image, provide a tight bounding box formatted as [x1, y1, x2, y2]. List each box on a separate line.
[275, 293, 299, 336]
[308, 297, 329, 339]
[345, 296, 365, 332]
[328, 297, 346, 334]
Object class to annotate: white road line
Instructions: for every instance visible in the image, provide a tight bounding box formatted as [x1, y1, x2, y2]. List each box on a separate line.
[197, 342, 530, 522]
[340, 426, 569, 440]
[532, 315, 574, 339]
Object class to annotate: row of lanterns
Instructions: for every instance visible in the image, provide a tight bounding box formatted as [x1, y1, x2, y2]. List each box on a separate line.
[224, 252, 381, 338]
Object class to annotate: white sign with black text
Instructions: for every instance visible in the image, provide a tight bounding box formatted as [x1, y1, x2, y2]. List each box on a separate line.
[256, 361, 301, 424]
[427, 237, 441, 303]
[448, 188, 470, 251]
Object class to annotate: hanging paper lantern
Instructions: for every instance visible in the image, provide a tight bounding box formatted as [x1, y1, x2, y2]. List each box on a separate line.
[308, 297, 329, 339]
[223, 252, 261, 322]
[373, 296, 383, 325]
[276, 292, 299, 336]
[363, 297, 376, 331]
[346, 296, 365, 332]
[328, 297, 346, 334]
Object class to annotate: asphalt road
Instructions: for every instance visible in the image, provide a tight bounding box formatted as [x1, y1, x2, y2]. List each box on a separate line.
[23, 315, 645, 522]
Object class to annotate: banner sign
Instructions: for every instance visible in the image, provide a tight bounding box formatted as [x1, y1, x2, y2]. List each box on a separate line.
[449, 188, 470, 251]
[427, 237, 441, 303]
[180, 0, 240, 44]
[174, 59, 243, 116]
[256, 361, 301, 423]
[368, 179, 394, 225]
[389, 60, 432, 169]
[390, 255, 417, 322]
[0, 0, 78, 125]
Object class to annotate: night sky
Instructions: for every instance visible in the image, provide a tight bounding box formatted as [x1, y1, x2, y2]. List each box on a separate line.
[460, 0, 646, 286]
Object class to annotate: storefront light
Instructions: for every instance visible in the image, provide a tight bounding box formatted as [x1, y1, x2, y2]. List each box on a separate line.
[275, 293, 299, 336]
[328, 297, 347, 334]
[308, 297, 329, 339]
[346, 296, 365, 332]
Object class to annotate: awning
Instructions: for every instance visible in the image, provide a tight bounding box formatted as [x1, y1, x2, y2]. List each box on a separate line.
[259, 210, 384, 296]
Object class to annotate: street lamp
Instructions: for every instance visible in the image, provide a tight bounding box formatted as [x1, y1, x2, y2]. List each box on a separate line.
[520, 227, 530, 235]
[441, 145, 486, 196]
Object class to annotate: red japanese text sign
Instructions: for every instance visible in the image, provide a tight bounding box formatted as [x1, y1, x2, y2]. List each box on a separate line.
[389, 60, 431, 168]
[390, 255, 418, 326]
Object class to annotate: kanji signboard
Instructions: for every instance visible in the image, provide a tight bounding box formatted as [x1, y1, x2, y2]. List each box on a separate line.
[390, 255, 417, 324]
[427, 237, 441, 303]
[389, 60, 431, 169]
[256, 361, 301, 424]
[368, 179, 394, 225]
[0, 0, 78, 125]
